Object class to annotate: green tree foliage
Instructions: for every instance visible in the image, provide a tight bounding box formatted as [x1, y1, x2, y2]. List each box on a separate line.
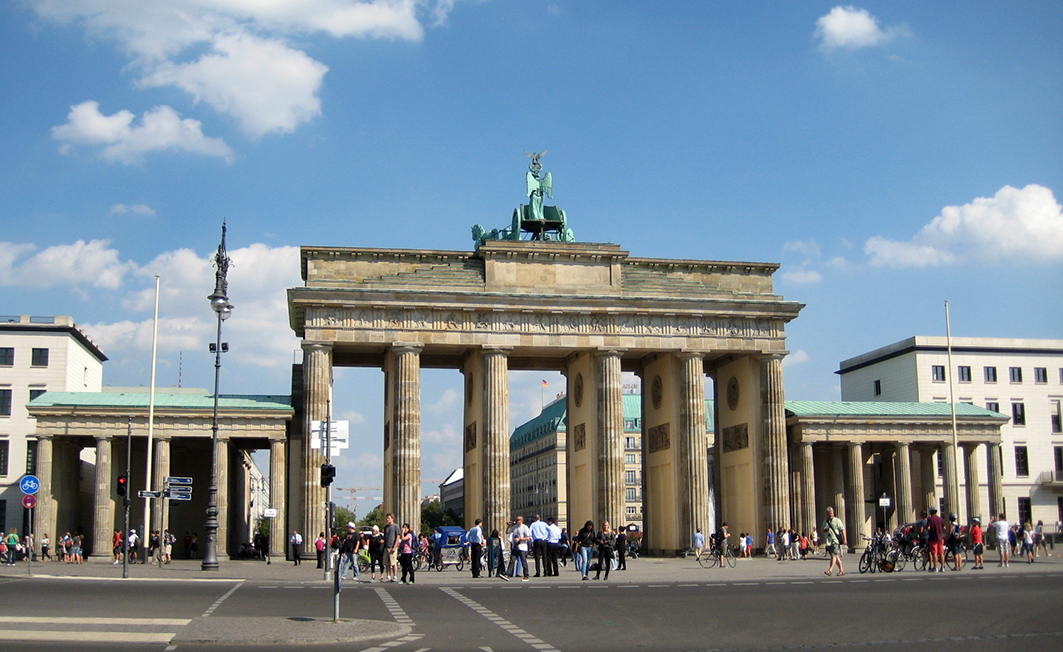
[332, 506, 357, 535]
[421, 499, 463, 532]
[358, 507, 385, 530]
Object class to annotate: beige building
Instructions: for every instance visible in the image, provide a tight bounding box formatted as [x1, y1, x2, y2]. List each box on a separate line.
[0, 315, 106, 537]
[840, 337, 1063, 528]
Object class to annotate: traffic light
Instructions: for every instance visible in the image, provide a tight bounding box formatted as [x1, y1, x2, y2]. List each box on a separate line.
[116, 474, 128, 496]
[320, 463, 336, 487]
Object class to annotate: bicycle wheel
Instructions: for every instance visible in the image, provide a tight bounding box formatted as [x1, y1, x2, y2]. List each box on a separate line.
[913, 548, 928, 572]
[697, 551, 717, 569]
[456, 558, 464, 572]
[358, 556, 370, 573]
[725, 548, 737, 568]
[858, 549, 872, 574]
[888, 549, 905, 572]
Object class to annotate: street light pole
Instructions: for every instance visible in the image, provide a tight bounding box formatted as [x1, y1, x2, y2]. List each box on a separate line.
[203, 222, 233, 571]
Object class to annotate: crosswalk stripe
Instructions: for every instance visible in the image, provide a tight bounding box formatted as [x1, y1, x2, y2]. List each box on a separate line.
[0, 617, 190, 626]
[0, 631, 175, 643]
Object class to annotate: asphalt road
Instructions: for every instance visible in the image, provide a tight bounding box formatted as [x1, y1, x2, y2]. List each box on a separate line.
[2, 570, 1060, 652]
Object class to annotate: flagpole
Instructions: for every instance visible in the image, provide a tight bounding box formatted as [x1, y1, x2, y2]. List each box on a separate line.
[143, 274, 160, 561]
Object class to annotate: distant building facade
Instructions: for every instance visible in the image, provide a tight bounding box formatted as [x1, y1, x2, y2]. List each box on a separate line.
[439, 468, 463, 520]
[0, 315, 106, 536]
[839, 337, 1063, 528]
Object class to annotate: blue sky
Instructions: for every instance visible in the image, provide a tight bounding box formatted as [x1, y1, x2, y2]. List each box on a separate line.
[2, 1, 1061, 516]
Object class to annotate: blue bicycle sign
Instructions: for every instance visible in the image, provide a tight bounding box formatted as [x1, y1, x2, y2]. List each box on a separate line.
[20, 475, 41, 495]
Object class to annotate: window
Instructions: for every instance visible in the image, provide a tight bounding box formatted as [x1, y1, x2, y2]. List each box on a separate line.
[1052, 400, 1062, 434]
[625, 470, 637, 485]
[0, 348, 12, 366]
[1014, 446, 1029, 477]
[25, 440, 37, 475]
[625, 454, 636, 465]
[29, 388, 46, 402]
[626, 506, 638, 517]
[937, 451, 944, 477]
[985, 366, 997, 383]
[1055, 446, 1063, 473]
[626, 487, 637, 501]
[1034, 367, 1048, 384]
[1012, 402, 1026, 425]
[0, 440, 8, 476]
[624, 418, 638, 431]
[985, 401, 999, 413]
[625, 436, 637, 450]
[932, 365, 946, 382]
[1017, 498, 1032, 527]
[0, 389, 10, 417]
[954, 366, 969, 383]
[873, 380, 881, 396]
[31, 348, 49, 367]
[1010, 367, 1022, 383]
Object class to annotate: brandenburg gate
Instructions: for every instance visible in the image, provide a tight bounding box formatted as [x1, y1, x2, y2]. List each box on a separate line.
[287, 156, 804, 554]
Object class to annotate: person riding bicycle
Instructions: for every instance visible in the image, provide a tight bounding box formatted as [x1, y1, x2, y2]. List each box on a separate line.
[713, 523, 729, 570]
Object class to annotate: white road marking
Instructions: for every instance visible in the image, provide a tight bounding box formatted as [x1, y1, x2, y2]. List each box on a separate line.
[441, 587, 561, 652]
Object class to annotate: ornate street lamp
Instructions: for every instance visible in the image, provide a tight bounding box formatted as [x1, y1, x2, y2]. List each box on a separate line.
[202, 222, 233, 571]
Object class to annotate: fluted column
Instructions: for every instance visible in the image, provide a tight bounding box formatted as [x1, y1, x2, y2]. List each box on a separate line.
[920, 448, 937, 514]
[941, 442, 959, 519]
[894, 442, 914, 525]
[596, 349, 625, 528]
[760, 355, 790, 537]
[987, 443, 1004, 519]
[963, 443, 982, 522]
[846, 441, 866, 549]
[151, 438, 171, 535]
[216, 437, 230, 558]
[301, 342, 332, 554]
[677, 352, 710, 542]
[392, 343, 423, 534]
[481, 347, 510, 538]
[800, 441, 817, 537]
[92, 435, 114, 557]
[830, 447, 846, 525]
[269, 438, 286, 560]
[34, 436, 54, 558]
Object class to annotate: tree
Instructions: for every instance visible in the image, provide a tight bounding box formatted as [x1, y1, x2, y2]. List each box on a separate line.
[358, 507, 385, 530]
[332, 506, 357, 535]
[421, 499, 463, 531]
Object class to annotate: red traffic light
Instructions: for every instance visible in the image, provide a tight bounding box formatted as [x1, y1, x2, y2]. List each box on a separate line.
[117, 474, 128, 496]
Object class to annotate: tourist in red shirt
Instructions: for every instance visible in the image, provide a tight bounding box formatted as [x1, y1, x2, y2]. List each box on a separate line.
[925, 506, 946, 573]
[970, 517, 984, 570]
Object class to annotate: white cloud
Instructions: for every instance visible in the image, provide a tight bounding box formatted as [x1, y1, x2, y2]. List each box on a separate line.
[30, 1, 454, 140]
[111, 203, 156, 216]
[782, 350, 810, 368]
[0, 239, 133, 289]
[141, 30, 328, 137]
[866, 185, 1063, 268]
[782, 239, 821, 257]
[780, 268, 823, 285]
[425, 387, 459, 414]
[52, 101, 234, 164]
[814, 6, 907, 52]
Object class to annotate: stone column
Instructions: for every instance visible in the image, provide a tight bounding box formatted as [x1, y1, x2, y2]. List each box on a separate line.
[987, 443, 1004, 519]
[151, 438, 171, 536]
[596, 349, 625, 528]
[894, 442, 914, 525]
[677, 352, 710, 542]
[760, 355, 790, 538]
[481, 347, 510, 538]
[920, 448, 938, 515]
[830, 447, 846, 526]
[92, 435, 115, 558]
[963, 443, 982, 522]
[392, 343, 423, 534]
[216, 437, 230, 558]
[301, 342, 332, 554]
[800, 441, 817, 538]
[845, 441, 866, 549]
[269, 438, 286, 560]
[941, 441, 959, 520]
[34, 436, 54, 557]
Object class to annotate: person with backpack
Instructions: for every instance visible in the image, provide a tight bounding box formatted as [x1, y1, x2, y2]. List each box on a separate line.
[822, 507, 846, 577]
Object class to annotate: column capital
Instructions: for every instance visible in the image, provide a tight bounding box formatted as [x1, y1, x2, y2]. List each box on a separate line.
[594, 347, 626, 358]
[757, 351, 789, 363]
[480, 345, 512, 357]
[94, 434, 113, 442]
[301, 340, 333, 353]
[676, 350, 705, 361]
[391, 342, 424, 355]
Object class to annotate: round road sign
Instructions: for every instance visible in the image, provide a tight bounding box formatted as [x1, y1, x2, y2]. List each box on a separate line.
[23, 495, 36, 509]
[20, 474, 41, 495]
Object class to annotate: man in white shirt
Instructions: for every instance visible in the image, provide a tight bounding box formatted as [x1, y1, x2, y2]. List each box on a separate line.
[546, 517, 562, 576]
[992, 514, 1010, 567]
[506, 516, 531, 581]
[529, 515, 550, 577]
[468, 518, 484, 578]
[290, 530, 303, 566]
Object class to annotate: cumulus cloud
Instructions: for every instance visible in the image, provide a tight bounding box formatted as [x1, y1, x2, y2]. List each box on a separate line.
[815, 6, 908, 52]
[141, 31, 328, 137]
[111, 203, 156, 216]
[782, 350, 810, 368]
[0, 239, 133, 289]
[780, 268, 823, 285]
[865, 184, 1063, 268]
[52, 101, 234, 164]
[32, 1, 453, 141]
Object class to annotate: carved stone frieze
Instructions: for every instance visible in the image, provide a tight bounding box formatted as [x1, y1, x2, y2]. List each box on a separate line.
[721, 423, 749, 453]
[464, 422, 477, 452]
[573, 423, 586, 452]
[647, 422, 671, 454]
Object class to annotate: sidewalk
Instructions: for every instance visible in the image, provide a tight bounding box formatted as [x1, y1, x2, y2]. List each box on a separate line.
[6, 548, 1061, 584]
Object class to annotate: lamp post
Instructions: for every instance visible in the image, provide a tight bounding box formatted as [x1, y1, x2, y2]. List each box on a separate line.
[202, 222, 233, 571]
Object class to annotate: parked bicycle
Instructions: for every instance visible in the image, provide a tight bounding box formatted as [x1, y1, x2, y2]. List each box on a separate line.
[698, 545, 736, 569]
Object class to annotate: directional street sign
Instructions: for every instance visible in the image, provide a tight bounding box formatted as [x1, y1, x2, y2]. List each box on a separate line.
[138, 490, 163, 499]
[20, 475, 41, 495]
[167, 485, 192, 494]
[23, 495, 36, 509]
[166, 492, 192, 501]
[263, 508, 278, 518]
[165, 476, 193, 486]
